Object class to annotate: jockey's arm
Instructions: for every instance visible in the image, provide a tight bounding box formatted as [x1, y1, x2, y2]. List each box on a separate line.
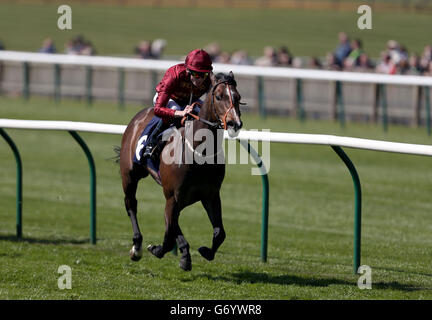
[154, 93, 192, 119]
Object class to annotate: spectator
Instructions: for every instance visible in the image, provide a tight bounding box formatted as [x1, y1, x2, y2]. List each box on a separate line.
[355, 53, 374, 72]
[80, 41, 96, 56]
[376, 51, 396, 74]
[424, 60, 432, 76]
[422, 45, 432, 61]
[386, 40, 403, 65]
[215, 51, 231, 64]
[399, 45, 409, 66]
[151, 39, 167, 59]
[204, 42, 222, 61]
[406, 54, 421, 75]
[254, 46, 277, 67]
[309, 57, 322, 69]
[135, 40, 154, 59]
[419, 56, 430, 74]
[325, 52, 341, 70]
[334, 32, 351, 67]
[64, 39, 76, 54]
[277, 46, 292, 67]
[64, 35, 95, 55]
[230, 50, 252, 65]
[39, 38, 56, 53]
[73, 35, 86, 53]
[292, 57, 303, 68]
[344, 39, 363, 70]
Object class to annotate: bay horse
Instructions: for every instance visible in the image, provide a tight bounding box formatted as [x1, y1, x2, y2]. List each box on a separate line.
[119, 72, 243, 271]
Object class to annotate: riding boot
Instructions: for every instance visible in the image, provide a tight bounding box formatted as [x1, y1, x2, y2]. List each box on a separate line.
[142, 118, 164, 161]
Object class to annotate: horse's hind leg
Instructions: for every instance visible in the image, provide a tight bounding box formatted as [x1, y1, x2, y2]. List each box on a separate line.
[199, 194, 226, 261]
[123, 176, 143, 261]
[176, 228, 192, 271]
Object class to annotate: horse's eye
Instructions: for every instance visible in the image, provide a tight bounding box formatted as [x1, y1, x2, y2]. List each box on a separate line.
[215, 95, 222, 101]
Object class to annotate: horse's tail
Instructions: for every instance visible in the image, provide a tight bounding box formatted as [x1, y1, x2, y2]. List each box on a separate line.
[106, 145, 121, 164]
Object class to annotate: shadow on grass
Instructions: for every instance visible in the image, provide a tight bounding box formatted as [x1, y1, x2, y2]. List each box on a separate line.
[199, 271, 428, 292]
[201, 271, 351, 287]
[0, 234, 89, 245]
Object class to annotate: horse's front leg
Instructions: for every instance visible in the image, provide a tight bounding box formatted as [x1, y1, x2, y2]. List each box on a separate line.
[148, 196, 179, 260]
[199, 194, 226, 261]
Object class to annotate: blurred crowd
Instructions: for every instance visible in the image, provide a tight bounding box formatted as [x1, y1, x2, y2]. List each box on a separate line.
[1, 33, 432, 76]
[204, 33, 432, 76]
[325, 32, 432, 76]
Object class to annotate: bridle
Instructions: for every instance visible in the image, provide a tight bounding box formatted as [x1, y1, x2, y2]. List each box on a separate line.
[210, 80, 238, 130]
[182, 80, 237, 130]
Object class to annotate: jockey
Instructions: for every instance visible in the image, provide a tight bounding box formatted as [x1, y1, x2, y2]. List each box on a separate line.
[141, 48, 214, 160]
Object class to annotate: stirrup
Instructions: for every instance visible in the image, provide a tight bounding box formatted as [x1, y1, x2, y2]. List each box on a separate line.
[141, 145, 154, 160]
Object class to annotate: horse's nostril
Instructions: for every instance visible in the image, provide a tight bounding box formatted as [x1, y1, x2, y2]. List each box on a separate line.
[227, 120, 242, 131]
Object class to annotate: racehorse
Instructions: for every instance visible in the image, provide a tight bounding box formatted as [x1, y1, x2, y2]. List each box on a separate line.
[119, 71, 243, 271]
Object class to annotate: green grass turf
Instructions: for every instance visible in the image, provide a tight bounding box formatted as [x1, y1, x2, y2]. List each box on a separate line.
[0, 3, 431, 58]
[0, 95, 431, 299]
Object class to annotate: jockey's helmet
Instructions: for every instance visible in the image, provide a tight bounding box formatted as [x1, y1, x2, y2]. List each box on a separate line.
[185, 49, 213, 73]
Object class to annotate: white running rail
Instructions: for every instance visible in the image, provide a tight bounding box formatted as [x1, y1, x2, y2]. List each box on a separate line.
[1, 50, 432, 86]
[1, 119, 432, 156]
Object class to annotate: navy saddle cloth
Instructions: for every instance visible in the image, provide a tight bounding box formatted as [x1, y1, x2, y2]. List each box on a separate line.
[133, 116, 179, 175]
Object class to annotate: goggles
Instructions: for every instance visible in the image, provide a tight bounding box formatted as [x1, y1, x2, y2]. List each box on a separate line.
[189, 69, 209, 79]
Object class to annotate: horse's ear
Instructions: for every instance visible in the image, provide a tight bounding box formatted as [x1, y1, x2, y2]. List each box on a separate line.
[209, 72, 217, 86]
[229, 71, 235, 79]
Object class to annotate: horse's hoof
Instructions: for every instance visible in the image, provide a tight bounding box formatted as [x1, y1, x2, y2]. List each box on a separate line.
[129, 245, 143, 262]
[179, 256, 192, 271]
[147, 244, 164, 259]
[198, 246, 214, 261]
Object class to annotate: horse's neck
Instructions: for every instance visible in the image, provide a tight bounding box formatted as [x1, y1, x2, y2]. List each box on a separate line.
[197, 97, 216, 124]
[190, 98, 222, 150]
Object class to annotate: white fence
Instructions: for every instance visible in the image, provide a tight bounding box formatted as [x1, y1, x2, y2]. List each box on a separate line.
[1, 50, 432, 85]
[1, 50, 431, 126]
[1, 119, 432, 156]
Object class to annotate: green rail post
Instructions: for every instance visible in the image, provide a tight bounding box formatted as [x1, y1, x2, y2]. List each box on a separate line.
[238, 139, 270, 262]
[0, 129, 23, 239]
[257, 76, 266, 119]
[379, 84, 388, 132]
[85, 66, 93, 107]
[335, 81, 345, 128]
[22, 62, 30, 101]
[425, 86, 431, 136]
[69, 131, 97, 244]
[54, 64, 61, 105]
[331, 146, 362, 274]
[118, 68, 125, 110]
[296, 78, 305, 122]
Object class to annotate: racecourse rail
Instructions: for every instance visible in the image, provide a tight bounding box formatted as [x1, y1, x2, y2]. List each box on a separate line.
[0, 50, 431, 133]
[1, 119, 432, 274]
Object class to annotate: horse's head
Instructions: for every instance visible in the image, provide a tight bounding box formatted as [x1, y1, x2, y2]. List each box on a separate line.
[209, 71, 243, 138]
